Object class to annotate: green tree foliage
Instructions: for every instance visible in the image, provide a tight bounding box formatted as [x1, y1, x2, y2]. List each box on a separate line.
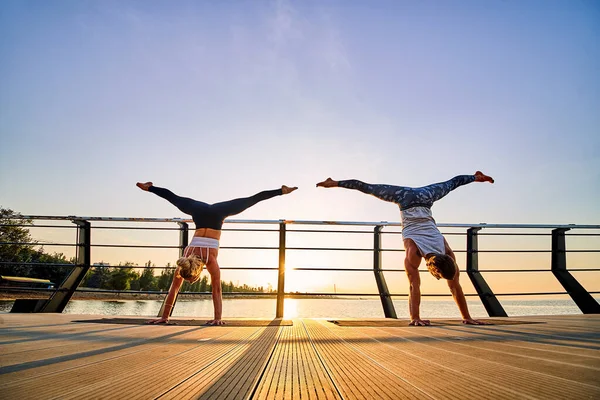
[198, 275, 209, 292]
[129, 278, 141, 291]
[139, 261, 157, 291]
[109, 262, 138, 291]
[0, 208, 34, 267]
[0, 208, 74, 285]
[222, 281, 234, 293]
[83, 265, 111, 288]
[157, 264, 175, 291]
[181, 276, 201, 292]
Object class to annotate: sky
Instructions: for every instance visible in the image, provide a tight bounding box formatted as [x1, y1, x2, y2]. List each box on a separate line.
[1, 1, 599, 297]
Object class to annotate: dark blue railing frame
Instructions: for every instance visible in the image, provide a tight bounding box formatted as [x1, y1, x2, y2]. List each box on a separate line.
[1, 216, 599, 317]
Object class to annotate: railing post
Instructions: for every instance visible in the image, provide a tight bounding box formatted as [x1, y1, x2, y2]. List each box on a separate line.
[466, 227, 508, 317]
[552, 228, 600, 314]
[374, 225, 397, 318]
[157, 221, 189, 317]
[178, 221, 189, 258]
[276, 221, 286, 318]
[40, 219, 91, 313]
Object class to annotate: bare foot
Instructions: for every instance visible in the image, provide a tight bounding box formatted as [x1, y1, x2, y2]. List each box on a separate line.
[281, 185, 298, 195]
[136, 182, 153, 191]
[316, 178, 338, 188]
[474, 171, 494, 183]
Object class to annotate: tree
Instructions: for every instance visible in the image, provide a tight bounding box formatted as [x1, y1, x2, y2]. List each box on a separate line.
[84, 265, 111, 288]
[0, 208, 36, 276]
[129, 279, 141, 291]
[157, 263, 175, 291]
[33, 251, 74, 285]
[109, 263, 138, 291]
[199, 275, 208, 292]
[139, 261, 157, 291]
[188, 278, 200, 292]
[0, 208, 73, 284]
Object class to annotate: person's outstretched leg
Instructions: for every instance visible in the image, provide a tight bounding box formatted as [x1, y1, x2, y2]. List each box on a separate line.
[416, 171, 494, 206]
[136, 182, 208, 215]
[210, 185, 297, 217]
[317, 178, 410, 206]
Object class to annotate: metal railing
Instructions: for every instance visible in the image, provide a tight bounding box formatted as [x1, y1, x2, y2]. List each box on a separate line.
[1, 216, 599, 317]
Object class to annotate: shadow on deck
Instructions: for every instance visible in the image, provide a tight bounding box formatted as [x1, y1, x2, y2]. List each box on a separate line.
[0, 314, 599, 399]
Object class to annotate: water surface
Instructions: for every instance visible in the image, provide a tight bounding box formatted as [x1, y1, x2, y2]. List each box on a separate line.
[0, 298, 585, 319]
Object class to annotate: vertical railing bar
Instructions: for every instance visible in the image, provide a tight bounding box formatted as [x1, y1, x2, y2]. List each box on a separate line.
[178, 222, 189, 258]
[466, 227, 508, 317]
[276, 221, 286, 318]
[40, 219, 92, 313]
[551, 228, 600, 314]
[373, 225, 397, 318]
[157, 221, 188, 317]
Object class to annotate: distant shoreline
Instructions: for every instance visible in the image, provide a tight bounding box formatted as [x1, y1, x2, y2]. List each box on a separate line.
[0, 290, 338, 302]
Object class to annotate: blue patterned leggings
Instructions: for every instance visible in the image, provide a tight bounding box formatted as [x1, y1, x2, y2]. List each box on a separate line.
[337, 175, 476, 209]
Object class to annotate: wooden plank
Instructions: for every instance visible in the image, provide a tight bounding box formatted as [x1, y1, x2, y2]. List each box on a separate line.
[373, 325, 600, 386]
[415, 324, 600, 367]
[522, 314, 599, 323]
[1, 314, 599, 400]
[0, 324, 183, 368]
[0, 318, 110, 343]
[438, 324, 600, 359]
[467, 323, 600, 349]
[160, 326, 282, 399]
[370, 325, 600, 399]
[0, 325, 199, 385]
[328, 318, 542, 327]
[318, 320, 525, 400]
[57, 327, 264, 400]
[510, 315, 600, 332]
[0, 313, 76, 328]
[512, 322, 600, 339]
[0, 324, 144, 354]
[253, 320, 340, 400]
[302, 319, 429, 400]
[0, 326, 243, 399]
[77, 317, 292, 326]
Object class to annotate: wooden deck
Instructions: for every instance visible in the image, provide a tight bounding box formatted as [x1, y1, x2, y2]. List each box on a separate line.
[1, 314, 599, 399]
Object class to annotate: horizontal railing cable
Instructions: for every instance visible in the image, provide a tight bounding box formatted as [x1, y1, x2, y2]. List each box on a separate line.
[3, 216, 598, 317]
[16, 215, 600, 229]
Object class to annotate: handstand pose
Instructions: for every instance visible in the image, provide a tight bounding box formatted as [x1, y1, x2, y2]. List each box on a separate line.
[137, 182, 298, 325]
[317, 172, 494, 326]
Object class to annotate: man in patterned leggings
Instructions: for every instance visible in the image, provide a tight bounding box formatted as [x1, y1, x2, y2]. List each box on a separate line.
[317, 172, 494, 326]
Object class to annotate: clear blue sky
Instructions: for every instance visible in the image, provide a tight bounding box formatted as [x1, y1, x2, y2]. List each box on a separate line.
[1, 0, 598, 225]
[1, 1, 599, 294]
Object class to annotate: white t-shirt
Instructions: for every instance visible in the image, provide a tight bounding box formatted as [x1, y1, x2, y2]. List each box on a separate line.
[400, 206, 445, 256]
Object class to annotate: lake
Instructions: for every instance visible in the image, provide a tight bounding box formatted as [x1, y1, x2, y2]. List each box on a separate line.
[0, 298, 587, 319]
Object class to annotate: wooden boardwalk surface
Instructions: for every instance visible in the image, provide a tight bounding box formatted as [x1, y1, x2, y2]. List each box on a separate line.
[1, 314, 599, 399]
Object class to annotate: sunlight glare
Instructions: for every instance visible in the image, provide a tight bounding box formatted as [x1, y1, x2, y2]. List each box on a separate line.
[283, 298, 298, 319]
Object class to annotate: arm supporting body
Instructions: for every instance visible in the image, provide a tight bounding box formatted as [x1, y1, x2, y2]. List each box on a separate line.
[149, 268, 184, 324]
[404, 239, 430, 326]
